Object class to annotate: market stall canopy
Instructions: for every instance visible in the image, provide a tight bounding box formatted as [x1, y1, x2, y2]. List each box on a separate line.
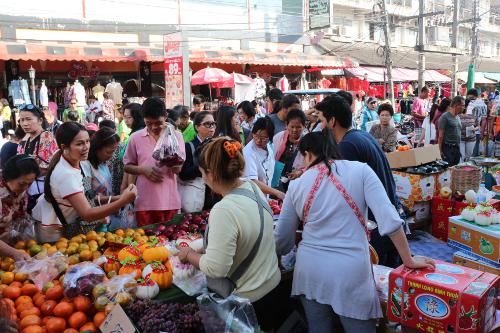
[345, 66, 450, 83]
[456, 71, 497, 84]
[211, 72, 254, 88]
[0, 41, 358, 68]
[484, 72, 500, 82]
[191, 67, 232, 86]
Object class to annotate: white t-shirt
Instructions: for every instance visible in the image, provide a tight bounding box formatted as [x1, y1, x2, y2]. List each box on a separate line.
[33, 157, 85, 226]
[422, 117, 436, 145]
[242, 140, 275, 187]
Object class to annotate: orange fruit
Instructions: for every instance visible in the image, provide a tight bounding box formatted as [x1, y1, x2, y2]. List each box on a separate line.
[15, 272, 29, 282]
[79, 322, 97, 332]
[20, 307, 41, 319]
[3, 285, 21, 299]
[68, 311, 87, 329]
[53, 301, 74, 318]
[20, 314, 42, 329]
[10, 281, 23, 288]
[63, 329, 79, 333]
[15, 295, 34, 307]
[46, 317, 67, 333]
[16, 302, 35, 314]
[40, 300, 57, 316]
[34, 295, 46, 308]
[73, 296, 92, 314]
[78, 250, 92, 262]
[22, 325, 44, 333]
[93, 311, 106, 327]
[45, 286, 64, 301]
[2, 271, 14, 284]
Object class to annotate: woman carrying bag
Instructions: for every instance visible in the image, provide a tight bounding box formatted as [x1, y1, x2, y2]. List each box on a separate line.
[178, 111, 216, 212]
[177, 137, 281, 331]
[274, 130, 435, 333]
[32, 122, 137, 242]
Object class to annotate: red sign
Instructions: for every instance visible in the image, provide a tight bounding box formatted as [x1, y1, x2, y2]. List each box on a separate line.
[164, 33, 184, 107]
[68, 63, 100, 80]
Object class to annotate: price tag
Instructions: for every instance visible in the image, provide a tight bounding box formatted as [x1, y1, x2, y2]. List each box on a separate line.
[100, 304, 137, 333]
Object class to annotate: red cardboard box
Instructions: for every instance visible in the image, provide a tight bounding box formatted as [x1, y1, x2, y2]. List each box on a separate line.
[388, 260, 499, 333]
[432, 215, 450, 242]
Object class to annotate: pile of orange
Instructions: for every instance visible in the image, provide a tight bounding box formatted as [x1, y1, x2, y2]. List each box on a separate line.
[397, 145, 411, 152]
[0, 277, 106, 333]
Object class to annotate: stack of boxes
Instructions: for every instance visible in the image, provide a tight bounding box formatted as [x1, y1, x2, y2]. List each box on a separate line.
[431, 197, 470, 241]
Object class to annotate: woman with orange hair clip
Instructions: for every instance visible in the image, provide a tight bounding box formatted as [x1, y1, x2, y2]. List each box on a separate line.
[177, 136, 281, 331]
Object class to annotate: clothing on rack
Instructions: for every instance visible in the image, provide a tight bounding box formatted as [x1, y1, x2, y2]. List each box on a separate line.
[254, 77, 266, 99]
[8, 79, 31, 106]
[105, 81, 124, 105]
[73, 82, 86, 107]
[40, 82, 49, 107]
[277, 76, 289, 92]
[92, 84, 105, 103]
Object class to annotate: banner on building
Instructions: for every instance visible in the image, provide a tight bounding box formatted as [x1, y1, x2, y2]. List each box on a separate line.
[309, 0, 330, 30]
[163, 32, 186, 107]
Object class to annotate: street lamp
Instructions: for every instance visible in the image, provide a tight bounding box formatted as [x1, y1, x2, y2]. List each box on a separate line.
[28, 65, 36, 106]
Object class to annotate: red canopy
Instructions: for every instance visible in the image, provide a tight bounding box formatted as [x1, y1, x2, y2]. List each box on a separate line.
[191, 67, 232, 86]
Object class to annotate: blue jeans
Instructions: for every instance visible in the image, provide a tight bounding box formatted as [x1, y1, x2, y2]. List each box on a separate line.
[473, 134, 481, 156]
[300, 296, 377, 333]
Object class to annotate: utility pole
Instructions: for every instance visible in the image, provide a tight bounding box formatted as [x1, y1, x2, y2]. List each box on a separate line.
[451, 0, 459, 97]
[418, 0, 426, 91]
[470, 0, 478, 71]
[379, 0, 394, 105]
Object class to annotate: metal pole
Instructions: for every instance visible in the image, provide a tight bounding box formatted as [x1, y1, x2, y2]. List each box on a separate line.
[418, 0, 426, 91]
[471, 0, 478, 69]
[451, 0, 459, 97]
[30, 77, 36, 106]
[380, 0, 394, 105]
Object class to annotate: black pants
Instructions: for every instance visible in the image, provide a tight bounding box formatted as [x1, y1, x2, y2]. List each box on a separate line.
[442, 143, 461, 166]
[370, 229, 401, 268]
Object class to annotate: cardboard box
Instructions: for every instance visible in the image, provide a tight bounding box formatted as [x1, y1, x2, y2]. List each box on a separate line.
[432, 215, 450, 242]
[100, 304, 138, 333]
[388, 260, 499, 333]
[432, 197, 471, 217]
[386, 145, 441, 169]
[453, 251, 500, 276]
[393, 172, 437, 209]
[448, 216, 500, 267]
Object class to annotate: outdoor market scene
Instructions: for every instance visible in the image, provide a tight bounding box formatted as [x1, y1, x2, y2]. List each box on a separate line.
[2, 1, 500, 333]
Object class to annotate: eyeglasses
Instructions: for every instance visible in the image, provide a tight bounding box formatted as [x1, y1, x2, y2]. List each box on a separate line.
[370, 101, 377, 105]
[253, 134, 270, 143]
[200, 121, 216, 128]
[70, 102, 77, 105]
[20, 104, 42, 115]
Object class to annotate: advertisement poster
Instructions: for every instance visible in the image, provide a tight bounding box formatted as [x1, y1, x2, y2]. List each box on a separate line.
[164, 32, 184, 107]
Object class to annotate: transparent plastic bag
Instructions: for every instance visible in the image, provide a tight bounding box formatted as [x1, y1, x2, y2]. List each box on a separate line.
[197, 293, 259, 333]
[15, 251, 68, 291]
[170, 255, 207, 296]
[373, 264, 393, 301]
[152, 123, 185, 167]
[63, 259, 106, 298]
[6, 217, 35, 243]
[92, 273, 137, 306]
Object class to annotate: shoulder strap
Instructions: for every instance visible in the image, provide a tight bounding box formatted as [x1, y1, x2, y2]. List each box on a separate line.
[228, 181, 272, 283]
[188, 141, 196, 164]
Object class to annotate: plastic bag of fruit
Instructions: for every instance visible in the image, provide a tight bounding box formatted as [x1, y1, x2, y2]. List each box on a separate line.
[197, 293, 259, 333]
[14, 251, 68, 290]
[92, 273, 137, 310]
[6, 217, 35, 243]
[152, 123, 185, 167]
[63, 258, 106, 298]
[170, 255, 207, 296]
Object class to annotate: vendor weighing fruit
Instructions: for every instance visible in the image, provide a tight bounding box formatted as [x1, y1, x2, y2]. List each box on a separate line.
[0, 154, 40, 261]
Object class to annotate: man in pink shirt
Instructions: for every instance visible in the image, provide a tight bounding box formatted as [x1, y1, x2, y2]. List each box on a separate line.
[412, 86, 430, 140]
[124, 98, 185, 226]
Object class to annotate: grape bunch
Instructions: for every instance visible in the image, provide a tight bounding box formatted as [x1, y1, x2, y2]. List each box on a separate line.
[125, 300, 203, 333]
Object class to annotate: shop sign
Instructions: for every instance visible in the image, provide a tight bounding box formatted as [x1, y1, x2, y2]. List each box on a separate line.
[164, 32, 184, 107]
[309, 0, 330, 30]
[68, 63, 100, 80]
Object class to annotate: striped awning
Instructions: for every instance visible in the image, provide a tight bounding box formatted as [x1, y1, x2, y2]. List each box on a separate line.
[0, 41, 358, 68]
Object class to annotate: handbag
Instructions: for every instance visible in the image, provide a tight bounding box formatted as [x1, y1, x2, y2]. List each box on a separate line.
[37, 164, 102, 242]
[178, 141, 206, 213]
[205, 181, 272, 298]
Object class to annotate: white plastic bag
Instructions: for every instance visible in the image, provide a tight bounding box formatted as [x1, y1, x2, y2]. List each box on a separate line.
[178, 177, 206, 213]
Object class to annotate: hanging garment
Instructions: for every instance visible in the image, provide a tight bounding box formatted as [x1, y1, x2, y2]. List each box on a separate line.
[254, 78, 266, 99]
[277, 76, 289, 92]
[8, 80, 31, 106]
[40, 83, 49, 107]
[92, 84, 105, 103]
[105, 82, 124, 105]
[73, 83, 86, 107]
